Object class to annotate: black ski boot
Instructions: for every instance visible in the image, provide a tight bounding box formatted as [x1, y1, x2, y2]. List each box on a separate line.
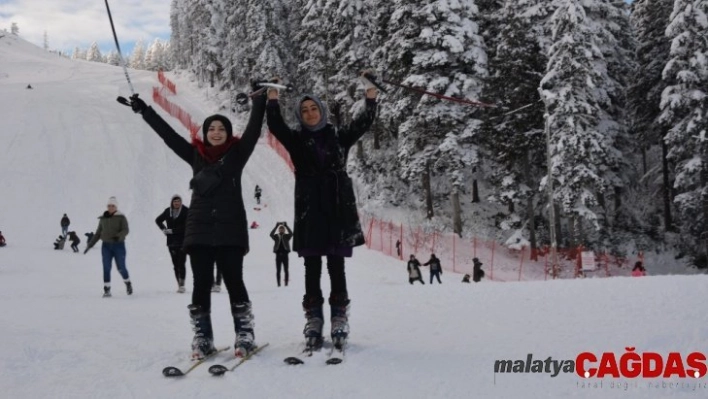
[302, 296, 324, 352]
[188, 304, 216, 360]
[329, 295, 350, 350]
[231, 302, 256, 357]
[125, 281, 133, 295]
[102, 286, 111, 298]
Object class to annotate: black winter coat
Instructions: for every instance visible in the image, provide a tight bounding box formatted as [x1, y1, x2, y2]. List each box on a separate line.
[270, 224, 293, 253]
[266, 98, 377, 252]
[141, 96, 266, 252]
[424, 257, 443, 273]
[155, 205, 189, 248]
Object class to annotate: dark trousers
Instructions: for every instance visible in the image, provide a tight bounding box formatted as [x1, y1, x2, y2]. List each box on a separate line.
[276, 252, 289, 286]
[168, 247, 187, 283]
[71, 243, 79, 252]
[409, 277, 424, 285]
[189, 246, 248, 312]
[430, 270, 442, 284]
[303, 255, 347, 302]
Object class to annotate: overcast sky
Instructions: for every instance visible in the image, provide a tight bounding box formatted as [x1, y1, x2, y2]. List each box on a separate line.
[0, 0, 171, 55]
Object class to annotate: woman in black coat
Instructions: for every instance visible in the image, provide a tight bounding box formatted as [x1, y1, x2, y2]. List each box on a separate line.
[265, 72, 377, 350]
[127, 87, 265, 360]
[155, 194, 189, 293]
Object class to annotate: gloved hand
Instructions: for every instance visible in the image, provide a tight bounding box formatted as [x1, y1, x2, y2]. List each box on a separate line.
[129, 94, 148, 114]
[163, 229, 173, 235]
[360, 69, 377, 91]
[265, 77, 282, 99]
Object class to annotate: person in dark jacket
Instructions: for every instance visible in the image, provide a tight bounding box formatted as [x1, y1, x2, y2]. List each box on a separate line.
[423, 254, 443, 284]
[462, 274, 471, 283]
[67, 231, 81, 253]
[266, 72, 377, 351]
[472, 257, 485, 282]
[127, 84, 266, 360]
[407, 255, 424, 285]
[53, 235, 65, 250]
[84, 232, 94, 251]
[270, 222, 293, 287]
[61, 213, 70, 237]
[155, 194, 189, 293]
[0, 231, 6, 247]
[254, 185, 262, 205]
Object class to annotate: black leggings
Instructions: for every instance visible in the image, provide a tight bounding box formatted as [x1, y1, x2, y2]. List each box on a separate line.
[303, 255, 347, 301]
[168, 247, 187, 282]
[276, 252, 289, 285]
[189, 246, 248, 312]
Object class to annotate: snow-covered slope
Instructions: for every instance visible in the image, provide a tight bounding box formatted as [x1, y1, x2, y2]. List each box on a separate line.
[0, 34, 705, 399]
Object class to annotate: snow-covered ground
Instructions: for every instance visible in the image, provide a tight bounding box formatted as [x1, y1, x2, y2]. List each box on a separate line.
[1, 35, 706, 399]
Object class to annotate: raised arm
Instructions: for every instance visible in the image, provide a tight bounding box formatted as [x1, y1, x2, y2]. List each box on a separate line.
[266, 87, 297, 152]
[269, 224, 279, 240]
[234, 93, 267, 168]
[127, 95, 194, 164]
[338, 98, 377, 149]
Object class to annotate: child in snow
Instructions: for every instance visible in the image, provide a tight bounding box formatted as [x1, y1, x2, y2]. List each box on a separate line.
[53, 235, 65, 250]
[127, 80, 266, 360]
[67, 231, 81, 253]
[265, 71, 378, 351]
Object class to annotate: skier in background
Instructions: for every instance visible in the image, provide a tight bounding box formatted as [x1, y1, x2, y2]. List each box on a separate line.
[254, 185, 262, 205]
[61, 213, 70, 237]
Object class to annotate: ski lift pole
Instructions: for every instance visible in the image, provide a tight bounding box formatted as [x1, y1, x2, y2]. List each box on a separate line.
[104, 0, 135, 95]
[362, 73, 497, 108]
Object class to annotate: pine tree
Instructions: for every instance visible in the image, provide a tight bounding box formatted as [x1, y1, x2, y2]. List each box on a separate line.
[130, 39, 146, 70]
[659, 0, 708, 263]
[10, 22, 18, 35]
[86, 42, 103, 62]
[540, 0, 620, 246]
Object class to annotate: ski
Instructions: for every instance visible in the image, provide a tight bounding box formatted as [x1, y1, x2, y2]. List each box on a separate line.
[284, 340, 345, 365]
[208, 343, 269, 376]
[326, 341, 346, 365]
[162, 346, 230, 377]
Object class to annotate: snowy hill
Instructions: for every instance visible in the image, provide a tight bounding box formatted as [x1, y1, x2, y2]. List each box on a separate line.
[0, 34, 706, 399]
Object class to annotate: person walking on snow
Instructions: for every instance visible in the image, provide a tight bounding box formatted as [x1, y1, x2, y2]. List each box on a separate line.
[407, 255, 424, 285]
[156, 194, 190, 293]
[423, 253, 443, 284]
[67, 231, 81, 253]
[127, 81, 266, 360]
[254, 185, 262, 205]
[61, 213, 70, 237]
[85, 197, 132, 297]
[270, 222, 293, 287]
[265, 71, 378, 351]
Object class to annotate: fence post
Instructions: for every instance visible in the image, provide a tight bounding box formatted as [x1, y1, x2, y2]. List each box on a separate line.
[518, 246, 525, 281]
[490, 241, 496, 281]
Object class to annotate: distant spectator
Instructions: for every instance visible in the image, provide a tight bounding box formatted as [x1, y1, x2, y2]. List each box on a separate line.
[61, 213, 70, 237]
[472, 258, 485, 283]
[0, 231, 6, 247]
[155, 194, 189, 293]
[53, 235, 65, 250]
[67, 231, 81, 253]
[26, 84, 33, 89]
[462, 274, 471, 283]
[407, 255, 424, 285]
[423, 253, 443, 284]
[254, 185, 262, 205]
[270, 222, 293, 287]
[84, 232, 94, 251]
[250, 221, 259, 229]
[631, 261, 646, 277]
[396, 240, 401, 258]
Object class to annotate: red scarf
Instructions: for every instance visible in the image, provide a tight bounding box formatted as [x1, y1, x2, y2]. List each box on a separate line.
[193, 136, 239, 163]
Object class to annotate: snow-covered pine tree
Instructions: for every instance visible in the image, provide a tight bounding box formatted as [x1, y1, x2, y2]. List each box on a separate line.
[388, 0, 487, 225]
[659, 0, 708, 265]
[71, 47, 83, 60]
[294, 0, 332, 98]
[628, 0, 675, 233]
[243, 0, 289, 83]
[540, 0, 620, 247]
[482, 0, 547, 253]
[130, 39, 146, 70]
[86, 42, 103, 63]
[106, 50, 121, 66]
[10, 22, 18, 35]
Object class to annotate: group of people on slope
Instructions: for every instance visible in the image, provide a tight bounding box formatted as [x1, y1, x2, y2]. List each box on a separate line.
[406, 254, 485, 284]
[115, 71, 378, 360]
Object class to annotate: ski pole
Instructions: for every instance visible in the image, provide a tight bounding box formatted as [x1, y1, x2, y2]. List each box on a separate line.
[235, 82, 294, 105]
[364, 73, 496, 108]
[104, 0, 135, 95]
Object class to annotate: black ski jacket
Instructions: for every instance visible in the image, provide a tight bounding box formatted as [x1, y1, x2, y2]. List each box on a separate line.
[265, 98, 376, 252]
[155, 205, 189, 248]
[141, 96, 266, 252]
